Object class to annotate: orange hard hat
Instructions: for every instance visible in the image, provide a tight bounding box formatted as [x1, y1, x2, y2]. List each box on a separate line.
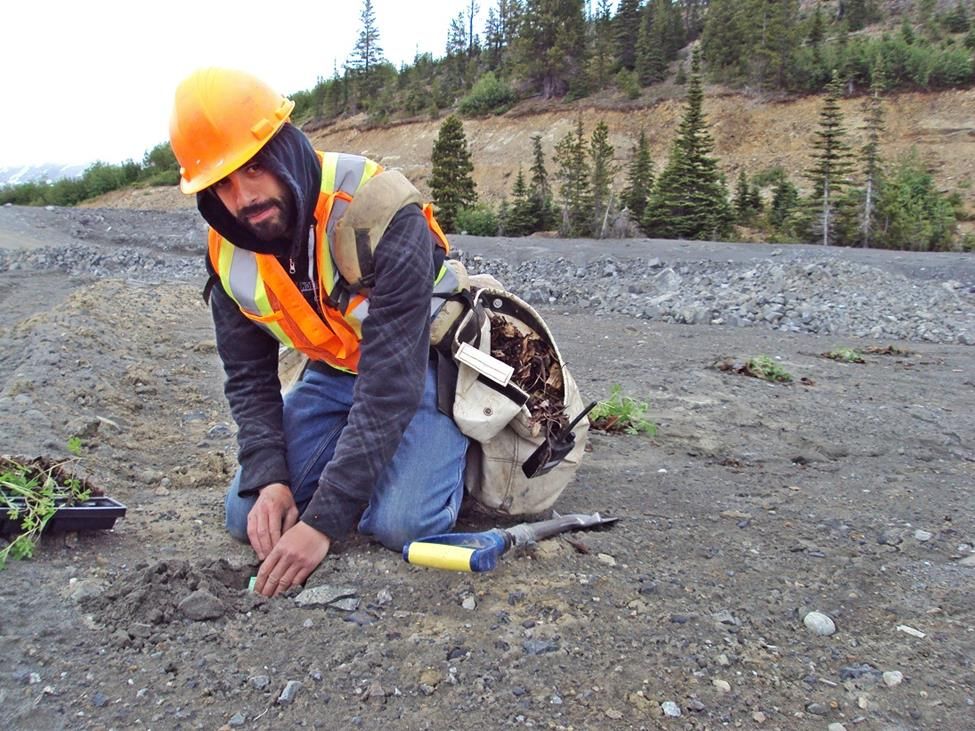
[169, 68, 296, 194]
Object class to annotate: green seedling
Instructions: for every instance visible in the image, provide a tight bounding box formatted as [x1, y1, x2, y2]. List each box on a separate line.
[0, 456, 90, 569]
[589, 384, 657, 436]
[67, 436, 83, 456]
[823, 347, 866, 363]
[745, 355, 793, 383]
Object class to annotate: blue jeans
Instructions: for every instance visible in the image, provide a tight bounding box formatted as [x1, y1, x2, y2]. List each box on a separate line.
[224, 361, 468, 550]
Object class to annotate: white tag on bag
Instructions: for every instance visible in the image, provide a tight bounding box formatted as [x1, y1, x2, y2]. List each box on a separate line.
[454, 342, 514, 386]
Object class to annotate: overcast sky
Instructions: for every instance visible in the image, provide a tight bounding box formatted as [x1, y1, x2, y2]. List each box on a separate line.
[0, 0, 486, 168]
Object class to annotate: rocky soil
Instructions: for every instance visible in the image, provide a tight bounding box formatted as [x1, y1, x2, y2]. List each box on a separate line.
[0, 203, 973, 730]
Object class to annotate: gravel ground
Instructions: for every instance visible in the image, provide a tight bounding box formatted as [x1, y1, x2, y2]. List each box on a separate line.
[0, 204, 973, 730]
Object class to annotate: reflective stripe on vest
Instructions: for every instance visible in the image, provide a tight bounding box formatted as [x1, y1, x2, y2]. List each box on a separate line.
[209, 152, 452, 373]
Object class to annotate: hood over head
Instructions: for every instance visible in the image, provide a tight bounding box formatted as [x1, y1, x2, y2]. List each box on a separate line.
[197, 122, 321, 258]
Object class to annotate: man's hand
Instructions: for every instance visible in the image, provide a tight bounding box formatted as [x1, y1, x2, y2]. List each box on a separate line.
[247, 482, 299, 560]
[254, 522, 331, 597]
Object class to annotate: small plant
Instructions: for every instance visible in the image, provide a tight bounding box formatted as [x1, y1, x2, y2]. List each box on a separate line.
[589, 385, 657, 436]
[0, 456, 90, 568]
[823, 347, 866, 363]
[745, 355, 793, 382]
[67, 436, 83, 456]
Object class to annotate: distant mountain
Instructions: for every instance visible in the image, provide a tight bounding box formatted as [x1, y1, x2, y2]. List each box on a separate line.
[0, 163, 86, 187]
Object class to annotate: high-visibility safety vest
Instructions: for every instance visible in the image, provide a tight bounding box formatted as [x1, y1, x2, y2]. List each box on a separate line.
[208, 152, 453, 373]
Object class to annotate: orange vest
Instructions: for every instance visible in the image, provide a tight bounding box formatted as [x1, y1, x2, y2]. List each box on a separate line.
[209, 152, 449, 373]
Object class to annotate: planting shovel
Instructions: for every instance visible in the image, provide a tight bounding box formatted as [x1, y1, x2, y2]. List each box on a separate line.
[402, 512, 618, 572]
[521, 400, 598, 479]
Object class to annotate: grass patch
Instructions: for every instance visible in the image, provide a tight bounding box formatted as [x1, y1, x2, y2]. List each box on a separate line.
[822, 347, 866, 363]
[716, 355, 793, 383]
[589, 384, 657, 436]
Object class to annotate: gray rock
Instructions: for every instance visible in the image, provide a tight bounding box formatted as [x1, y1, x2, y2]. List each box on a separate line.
[277, 680, 302, 705]
[178, 590, 225, 621]
[803, 611, 836, 636]
[249, 675, 271, 690]
[522, 638, 560, 655]
[294, 584, 357, 608]
[661, 701, 682, 717]
[883, 670, 904, 687]
[91, 691, 109, 708]
[228, 712, 246, 727]
[806, 702, 829, 716]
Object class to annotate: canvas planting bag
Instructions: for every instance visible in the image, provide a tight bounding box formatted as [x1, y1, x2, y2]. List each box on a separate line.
[447, 284, 589, 517]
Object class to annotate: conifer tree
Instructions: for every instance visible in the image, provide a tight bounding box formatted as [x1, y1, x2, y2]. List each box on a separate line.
[507, 167, 536, 235]
[349, 0, 385, 99]
[860, 62, 886, 247]
[805, 71, 854, 246]
[768, 178, 800, 232]
[590, 120, 616, 238]
[430, 115, 477, 232]
[529, 134, 557, 230]
[553, 118, 593, 237]
[621, 129, 655, 222]
[614, 0, 642, 71]
[734, 170, 752, 223]
[635, 6, 667, 85]
[515, 0, 587, 98]
[589, 0, 616, 90]
[944, 0, 970, 33]
[642, 52, 732, 240]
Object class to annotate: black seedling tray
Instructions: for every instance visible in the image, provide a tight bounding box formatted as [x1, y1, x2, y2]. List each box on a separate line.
[0, 497, 127, 535]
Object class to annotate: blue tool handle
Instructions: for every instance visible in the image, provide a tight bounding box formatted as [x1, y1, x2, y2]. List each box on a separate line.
[402, 529, 509, 572]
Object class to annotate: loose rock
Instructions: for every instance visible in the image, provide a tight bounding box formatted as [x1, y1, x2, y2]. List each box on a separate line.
[803, 611, 836, 636]
[277, 680, 302, 705]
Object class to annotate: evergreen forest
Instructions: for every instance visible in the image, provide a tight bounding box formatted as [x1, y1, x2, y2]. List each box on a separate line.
[3, 0, 974, 250]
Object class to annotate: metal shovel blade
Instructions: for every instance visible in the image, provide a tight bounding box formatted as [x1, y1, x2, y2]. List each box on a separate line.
[506, 511, 619, 547]
[522, 401, 598, 478]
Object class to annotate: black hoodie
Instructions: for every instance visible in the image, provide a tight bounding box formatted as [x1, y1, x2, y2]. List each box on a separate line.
[200, 124, 442, 541]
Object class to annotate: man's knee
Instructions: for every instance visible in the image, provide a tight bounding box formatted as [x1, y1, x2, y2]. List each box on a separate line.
[365, 499, 458, 551]
[225, 509, 250, 544]
[224, 484, 253, 544]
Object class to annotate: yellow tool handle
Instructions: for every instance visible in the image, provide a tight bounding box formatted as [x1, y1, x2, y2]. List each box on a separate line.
[404, 542, 476, 572]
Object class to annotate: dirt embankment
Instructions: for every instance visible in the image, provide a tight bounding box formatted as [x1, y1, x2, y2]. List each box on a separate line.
[90, 88, 975, 228]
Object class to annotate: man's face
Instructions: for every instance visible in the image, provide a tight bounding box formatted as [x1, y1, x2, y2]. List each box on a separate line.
[212, 161, 294, 242]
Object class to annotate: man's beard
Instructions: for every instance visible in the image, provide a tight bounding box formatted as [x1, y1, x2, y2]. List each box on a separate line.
[237, 195, 294, 242]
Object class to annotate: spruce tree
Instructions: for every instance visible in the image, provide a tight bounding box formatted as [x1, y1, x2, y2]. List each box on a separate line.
[589, 0, 616, 90]
[553, 118, 593, 237]
[349, 0, 385, 100]
[507, 167, 536, 236]
[590, 120, 616, 238]
[642, 52, 733, 240]
[529, 134, 557, 230]
[614, 0, 642, 71]
[621, 129, 655, 222]
[430, 115, 477, 233]
[734, 170, 752, 223]
[515, 0, 587, 98]
[634, 6, 662, 85]
[768, 178, 799, 232]
[859, 62, 885, 248]
[805, 71, 854, 245]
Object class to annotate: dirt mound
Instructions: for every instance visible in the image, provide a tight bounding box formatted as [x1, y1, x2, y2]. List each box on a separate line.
[83, 558, 258, 637]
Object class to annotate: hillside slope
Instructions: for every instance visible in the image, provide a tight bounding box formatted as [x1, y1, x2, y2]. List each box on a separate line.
[90, 88, 975, 222]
